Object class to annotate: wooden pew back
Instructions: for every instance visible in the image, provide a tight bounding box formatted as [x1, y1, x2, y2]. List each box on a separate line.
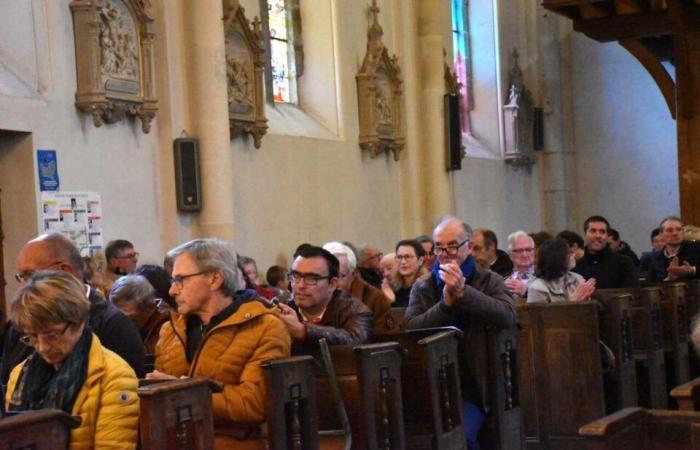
[635, 287, 668, 408]
[262, 355, 320, 450]
[0, 409, 79, 450]
[138, 378, 222, 450]
[517, 301, 605, 450]
[658, 282, 691, 390]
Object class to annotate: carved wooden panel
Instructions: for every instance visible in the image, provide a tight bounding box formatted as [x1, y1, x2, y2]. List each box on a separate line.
[70, 0, 158, 133]
[356, 0, 405, 161]
[224, 1, 267, 149]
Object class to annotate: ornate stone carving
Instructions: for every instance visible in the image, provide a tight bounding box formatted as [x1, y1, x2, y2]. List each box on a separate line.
[503, 49, 535, 170]
[70, 0, 158, 133]
[356, 0, 405, 161]
[224, 1, 267, 149]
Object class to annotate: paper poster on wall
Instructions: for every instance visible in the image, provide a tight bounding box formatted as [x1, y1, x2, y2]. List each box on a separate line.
[41, 191, 103, 256]
[37, 150, 60, 191]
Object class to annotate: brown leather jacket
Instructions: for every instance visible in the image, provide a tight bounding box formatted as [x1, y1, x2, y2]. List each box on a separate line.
[290, 294, 373, 354]
[348, 275, 393, 333]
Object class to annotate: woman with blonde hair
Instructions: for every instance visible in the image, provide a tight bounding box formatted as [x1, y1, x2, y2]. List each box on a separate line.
[5, 270, 138, 450]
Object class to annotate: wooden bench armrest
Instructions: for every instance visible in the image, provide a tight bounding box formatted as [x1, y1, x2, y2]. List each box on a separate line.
[579, 407, 646, 437]
[0, 409, 81, 431]
[671, 377, 700, 410]
[138, 377, 223, 395]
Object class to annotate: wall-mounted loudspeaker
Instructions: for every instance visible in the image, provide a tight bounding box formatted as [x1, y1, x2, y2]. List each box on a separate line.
[533, 107, 544, 151]
[445, 94, 462, 171]
[173, 138, 201, 212]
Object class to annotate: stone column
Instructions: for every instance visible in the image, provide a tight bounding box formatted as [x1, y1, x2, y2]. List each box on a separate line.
[182, 0, 236, 241]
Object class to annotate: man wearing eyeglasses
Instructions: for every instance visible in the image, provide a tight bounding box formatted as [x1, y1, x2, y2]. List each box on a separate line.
[0, 233, 144, 387]
[104, 239, 139, 291]
[356, 244, 384, 289]
[504, 231, 536, 298]
[276, 246, 373, 354]
[403, 216, 516, 450]
[147, 238, 290, 449]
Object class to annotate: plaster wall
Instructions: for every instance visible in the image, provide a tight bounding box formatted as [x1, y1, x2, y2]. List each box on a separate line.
[570, 33, 678, 253]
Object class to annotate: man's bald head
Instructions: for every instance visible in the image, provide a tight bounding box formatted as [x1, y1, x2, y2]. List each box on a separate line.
[15, 233, 83, 281]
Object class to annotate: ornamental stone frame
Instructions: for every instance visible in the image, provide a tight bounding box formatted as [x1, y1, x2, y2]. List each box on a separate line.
[356, 0, 405, 161]
[224, 1, 267, 149]
[70, 0, 158, 133]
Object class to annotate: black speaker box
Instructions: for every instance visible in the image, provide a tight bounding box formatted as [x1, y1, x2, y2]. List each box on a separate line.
[445, 94, 462, 171]
[533, 107, 544, 151]
[173, 138, 202, 212]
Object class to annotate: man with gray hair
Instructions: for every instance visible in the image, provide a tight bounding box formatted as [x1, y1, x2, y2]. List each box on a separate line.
[357, 244, 384, 289]
[323, 241, 393, 332]
[504, 231, 536, 298]
[403, 216, 516, 450]
[147, 238, 290, 449]
[109, 275, 170, 353]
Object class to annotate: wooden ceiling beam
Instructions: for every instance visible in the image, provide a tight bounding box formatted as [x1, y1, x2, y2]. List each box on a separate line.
[580, 3, 614, 18]
[573, 11, 672, 41]
[615, 0, 645, 14]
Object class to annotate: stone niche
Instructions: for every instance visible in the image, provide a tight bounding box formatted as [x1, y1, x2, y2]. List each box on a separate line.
[356, 0, 405, 161]
[224, 1, 267, 149]
[70, 0, 158, 133]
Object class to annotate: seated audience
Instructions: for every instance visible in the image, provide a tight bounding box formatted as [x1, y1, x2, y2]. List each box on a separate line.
[685, 224, 700, 241]
[528, 239, 596, 303]
[135, 264, 176, 308]
[573, 215, 638, 288]
[504, 231, 536, 298]
[5, 271, 138, 450]
[648, 216, 700, 281]
[416, 234, 436, 270]
[238, 255, 261, 288]
[356, 244, 384, 289]
[109, 275, 170, 354]
[472, 228, 513, 277]
[388, 239, 429, 307]
[323, 241, 393, 332]
[104, 239, 139, 291]
[379, 252, 397, 300]
[529, 230, 554, 258]
[266, 264, 292, 303]
[639, 227, 664, 275]
[403, 216, 515, 450]
[148, 238, 290, 450]
[1, 233, 144, 384]
[556, 230, 585, 262]
[277, 246, 372, 354]
[608, 228, 640, 266]
[82, 253, 107, 297]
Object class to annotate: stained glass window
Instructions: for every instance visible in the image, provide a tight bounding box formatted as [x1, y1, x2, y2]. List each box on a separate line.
[265, 0, 298, 104]
[451, 0, 472, 133]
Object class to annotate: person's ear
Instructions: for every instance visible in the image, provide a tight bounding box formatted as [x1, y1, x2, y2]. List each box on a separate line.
[209, 270, 225, 291]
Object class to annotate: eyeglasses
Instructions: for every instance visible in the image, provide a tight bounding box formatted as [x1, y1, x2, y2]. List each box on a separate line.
[433, 240, 469, 255]
[510, 247, 535, 255]
[172, 270, 211, 289]
[115, 252, 139, 260]
[20, 323, 71, 347]
[395, 254, 417, 262]
[288, 271, 332, 286]
[15, 260, 65, 283]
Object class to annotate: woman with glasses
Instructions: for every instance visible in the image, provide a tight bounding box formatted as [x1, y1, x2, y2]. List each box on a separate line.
[387, 239, 429, 307]
[5, 270, 138, 449]
[527, 238, 596, 303]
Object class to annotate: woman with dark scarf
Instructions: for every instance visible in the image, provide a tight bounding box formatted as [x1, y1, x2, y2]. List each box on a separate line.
[5, 270, 138, 450]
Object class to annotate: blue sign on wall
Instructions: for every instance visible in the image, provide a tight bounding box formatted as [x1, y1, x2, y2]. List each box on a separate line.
[37, 149, 59, 191]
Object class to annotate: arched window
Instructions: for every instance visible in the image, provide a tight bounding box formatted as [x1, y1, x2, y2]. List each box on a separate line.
[260, 0, 303, 104]
[451, 0, 472, 134]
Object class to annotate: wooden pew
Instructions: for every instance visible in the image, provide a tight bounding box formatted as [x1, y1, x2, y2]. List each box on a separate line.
[0, 409, 80, 450]
[592, 289, 638, 412]
[517, 301, 605, 450]
[684, 279, 700, 378]
[262, 355, 321, 450]
[579, 407, 700, 450]
[310, 341, 406, 450]
[658, 282, 691, 392]
[670, 377, 700, 411]
[633, 287, 668, 409]
[138, 378, 223, 450]
[376, 307, 406, 335]
[374, 328, 467, 450]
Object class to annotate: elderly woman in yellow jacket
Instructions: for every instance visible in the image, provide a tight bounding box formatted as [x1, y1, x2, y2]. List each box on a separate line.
[5, 270, 138, 450]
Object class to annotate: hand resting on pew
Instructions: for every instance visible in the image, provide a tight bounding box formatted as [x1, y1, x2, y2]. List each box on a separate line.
[145, 369, 179, 380]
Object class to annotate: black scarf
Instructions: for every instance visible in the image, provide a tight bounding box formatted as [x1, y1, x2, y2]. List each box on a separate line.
[9, 326, 92, 414]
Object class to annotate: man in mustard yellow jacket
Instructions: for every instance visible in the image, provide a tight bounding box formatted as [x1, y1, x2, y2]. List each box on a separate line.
[147, 238, 291, 450]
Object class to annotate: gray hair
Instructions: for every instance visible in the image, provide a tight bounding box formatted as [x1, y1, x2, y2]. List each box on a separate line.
[434, 215, 473, 241]
[323, 241, 357, 271]
[167, 238, 240, 296]
[109, 275, 156, 309]
[507, 231, 534, 250]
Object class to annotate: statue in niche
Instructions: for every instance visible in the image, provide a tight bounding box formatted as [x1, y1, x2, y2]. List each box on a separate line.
[375, 87, 393, 124]
[503, 48, 535, 169]
[227, 58, 253, 107]
[99, 1, 138, 80]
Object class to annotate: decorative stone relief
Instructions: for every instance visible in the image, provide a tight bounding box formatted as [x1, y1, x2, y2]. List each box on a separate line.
[70, 0, 158, 133]
[224, 0, 267, 149]
[356, 0, 405, 161]
[503, 49, 535, 170]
